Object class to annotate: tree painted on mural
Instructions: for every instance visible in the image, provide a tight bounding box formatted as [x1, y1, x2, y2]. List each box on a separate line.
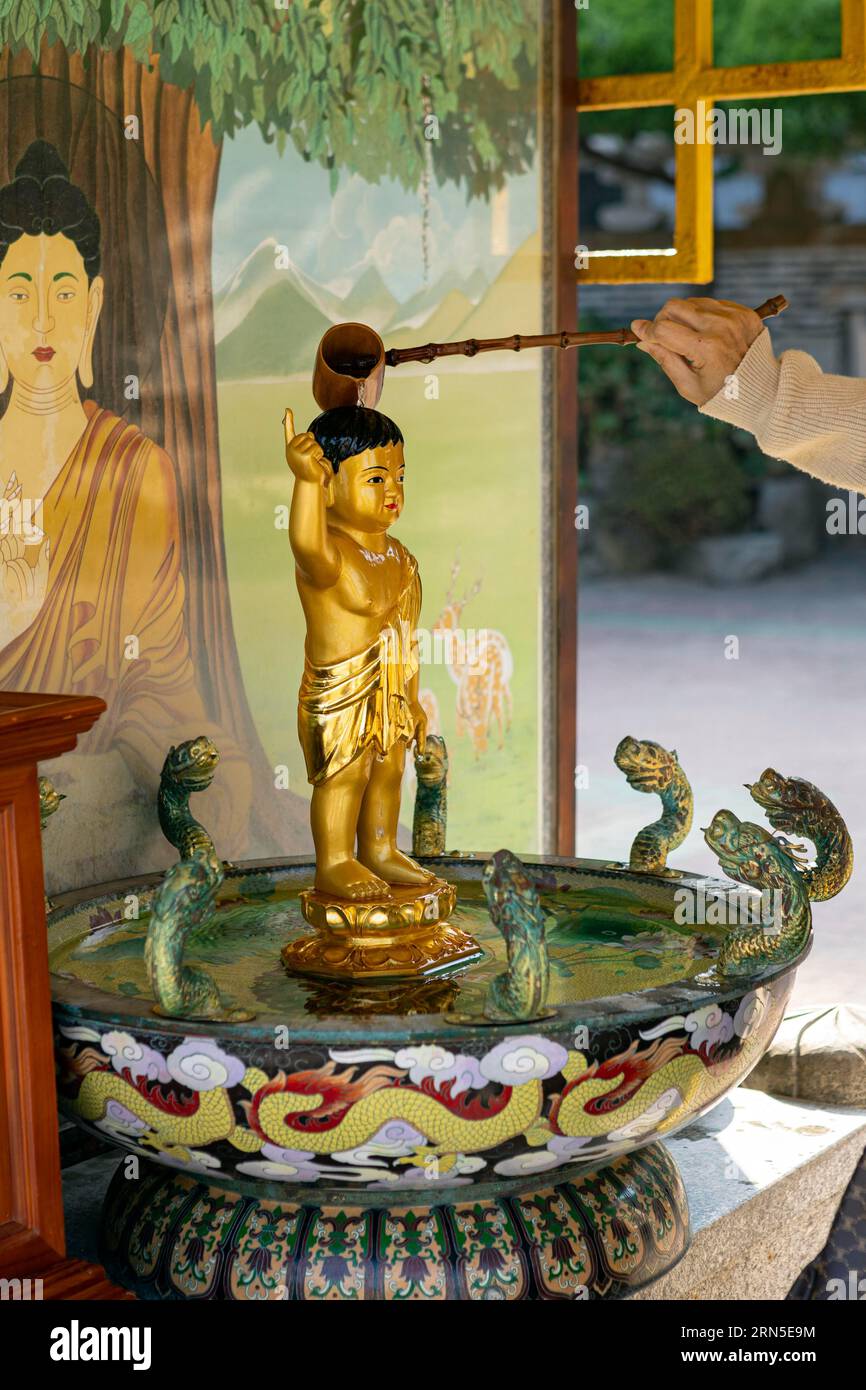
[0, 0, 538, 852]
[0, 0, 537, 190]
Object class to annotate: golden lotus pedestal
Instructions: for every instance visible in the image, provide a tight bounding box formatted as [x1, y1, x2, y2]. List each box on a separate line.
[281, 877, 482, 980]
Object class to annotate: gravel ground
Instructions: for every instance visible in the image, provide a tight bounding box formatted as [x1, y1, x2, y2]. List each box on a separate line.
[577, 555, 866, 1006]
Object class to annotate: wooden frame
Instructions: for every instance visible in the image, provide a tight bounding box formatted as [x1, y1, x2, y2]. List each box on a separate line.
[0, 692, 130, 1297]
[578, 0, 866, 283]
[539, 0, 579, 854]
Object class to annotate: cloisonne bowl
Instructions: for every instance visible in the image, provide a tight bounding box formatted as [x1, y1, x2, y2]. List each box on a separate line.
[48, 852, 799, 1188]
[47, 854, 802, 1299]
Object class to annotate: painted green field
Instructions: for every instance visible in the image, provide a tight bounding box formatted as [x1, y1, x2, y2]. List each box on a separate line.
[217, 362, 542, 851]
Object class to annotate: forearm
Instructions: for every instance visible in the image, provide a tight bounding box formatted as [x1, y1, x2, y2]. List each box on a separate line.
[700, 330, 866, 493]
[289, 479, 339, 584]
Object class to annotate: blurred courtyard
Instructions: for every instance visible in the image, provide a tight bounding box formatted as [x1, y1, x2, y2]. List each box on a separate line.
[577, 554, 866, 1006]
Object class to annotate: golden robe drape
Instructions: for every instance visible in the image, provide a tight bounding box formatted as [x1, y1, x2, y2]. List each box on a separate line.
[297, 544, 421, 785]
[0, 402, 251, 854]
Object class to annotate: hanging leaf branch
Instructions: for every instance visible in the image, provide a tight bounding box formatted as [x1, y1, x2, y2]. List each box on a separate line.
[0, 0, 538, 195]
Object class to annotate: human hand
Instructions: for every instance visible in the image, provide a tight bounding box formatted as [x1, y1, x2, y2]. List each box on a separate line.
[0, 532, 48, 650]
[630, 298, 764, 406]
[0, 531, 49, 603]
[410, 701, 427, 755]
[2, 470, 20, 508]
[283, 408, 333, 486]
[0, 528, 27, 601]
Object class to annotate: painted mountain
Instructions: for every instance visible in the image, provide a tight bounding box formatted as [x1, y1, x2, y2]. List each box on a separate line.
[214, 233, 541, 380]
[214, 238, 347, 340]
[215, 240, 337, 379]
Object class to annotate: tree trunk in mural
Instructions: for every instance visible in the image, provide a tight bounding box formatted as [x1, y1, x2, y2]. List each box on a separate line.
[0, 43, 308, 853]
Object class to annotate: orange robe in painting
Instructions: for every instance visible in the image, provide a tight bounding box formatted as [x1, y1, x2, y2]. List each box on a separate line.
[0, 401, 251, 855]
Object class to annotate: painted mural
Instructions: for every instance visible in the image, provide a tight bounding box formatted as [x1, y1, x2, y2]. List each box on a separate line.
[215, 133, 542, 860]
[0, 6, 542, 890]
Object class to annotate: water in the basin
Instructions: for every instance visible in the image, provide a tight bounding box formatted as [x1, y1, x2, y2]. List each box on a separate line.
[48, 866, 721, 1023]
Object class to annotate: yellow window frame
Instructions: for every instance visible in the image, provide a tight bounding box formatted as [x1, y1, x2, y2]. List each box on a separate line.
[578, 0, 866, 283]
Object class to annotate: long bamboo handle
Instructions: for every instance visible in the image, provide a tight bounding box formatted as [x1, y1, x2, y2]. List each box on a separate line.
[384, 295, 788, 367]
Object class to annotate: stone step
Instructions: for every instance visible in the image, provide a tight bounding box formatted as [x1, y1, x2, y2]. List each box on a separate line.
[631, 1087, 866, 1300]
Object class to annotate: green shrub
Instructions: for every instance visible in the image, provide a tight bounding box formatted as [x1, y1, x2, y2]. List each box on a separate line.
[616, 434, 753, 550]
[579, 314, 762, 551]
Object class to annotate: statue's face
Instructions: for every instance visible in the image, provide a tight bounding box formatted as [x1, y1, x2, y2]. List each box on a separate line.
[0, 232, 103, 393]
[329, 441, 405, 533]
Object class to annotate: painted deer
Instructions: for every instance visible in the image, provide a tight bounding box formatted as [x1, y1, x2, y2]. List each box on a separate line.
[432, 554, 513, 759]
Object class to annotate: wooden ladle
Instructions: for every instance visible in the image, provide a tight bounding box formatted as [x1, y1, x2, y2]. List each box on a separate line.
[310, 297, 789, 409]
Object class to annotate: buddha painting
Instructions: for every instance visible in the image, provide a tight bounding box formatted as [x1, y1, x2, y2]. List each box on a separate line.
[0, 140, 251, 869]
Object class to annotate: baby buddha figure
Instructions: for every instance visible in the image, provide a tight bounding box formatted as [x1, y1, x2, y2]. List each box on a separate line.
[284, 403, 438, 904]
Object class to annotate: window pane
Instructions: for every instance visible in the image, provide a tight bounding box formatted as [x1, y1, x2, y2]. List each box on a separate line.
[716, 91, 866, 164]
[579, 0, 673, 78]
[579, 109, 676, 256]
[713, 0, 841, 67]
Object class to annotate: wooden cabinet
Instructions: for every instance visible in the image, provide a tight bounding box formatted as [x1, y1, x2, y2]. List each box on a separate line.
[0, 692, 130, 1297]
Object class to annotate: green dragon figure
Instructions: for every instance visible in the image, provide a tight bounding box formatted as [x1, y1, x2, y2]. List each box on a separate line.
[412, 734, 448, 858]
[39, 775, 65, 916]
[703, 810, 812, 974]
[39, 775, 65, 829]
[157, 736, 220, 859]
[704, 773, 850, 975]
[481, 848, 551, 1021]
[147, 848, 222, 1018]
[746, 768, 853, 901]
[147, 736, 250, 1022]
[614, 736, 694, 873]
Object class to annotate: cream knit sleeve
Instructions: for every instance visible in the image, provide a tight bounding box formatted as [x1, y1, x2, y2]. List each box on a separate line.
[698, 328, 866, 494]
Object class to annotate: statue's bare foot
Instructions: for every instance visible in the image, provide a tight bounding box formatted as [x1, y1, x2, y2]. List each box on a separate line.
[315, 859, 391, 900]
[359, 846, 437, 887]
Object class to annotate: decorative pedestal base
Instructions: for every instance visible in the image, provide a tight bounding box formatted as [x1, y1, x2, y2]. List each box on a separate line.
[282, 878, 481, 980]
[99, 1145, 688, 1300]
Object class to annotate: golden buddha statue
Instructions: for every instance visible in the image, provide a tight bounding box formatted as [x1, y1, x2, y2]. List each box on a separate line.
[280, 326, 480, 979]
[285, 401, 434, 900]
